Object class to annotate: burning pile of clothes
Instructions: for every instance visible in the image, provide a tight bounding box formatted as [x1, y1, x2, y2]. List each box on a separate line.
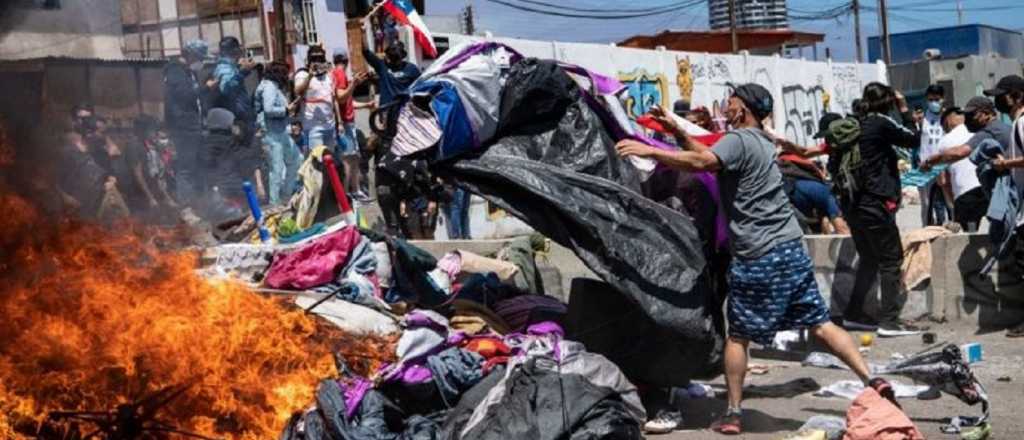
[193, 41, 737, 438]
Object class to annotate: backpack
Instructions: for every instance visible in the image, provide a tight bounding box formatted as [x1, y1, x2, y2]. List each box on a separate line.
[825, 117, 863, 202]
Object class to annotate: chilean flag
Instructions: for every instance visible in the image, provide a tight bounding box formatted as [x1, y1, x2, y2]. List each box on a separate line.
[382, 0, 438, 58]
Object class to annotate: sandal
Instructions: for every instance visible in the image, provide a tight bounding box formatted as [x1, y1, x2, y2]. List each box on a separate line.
[710, 410, 742, 435]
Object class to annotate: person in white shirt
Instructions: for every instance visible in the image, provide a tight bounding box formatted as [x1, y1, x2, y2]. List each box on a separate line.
[917, 84, 951, 227]
[937, 107, 987, 231]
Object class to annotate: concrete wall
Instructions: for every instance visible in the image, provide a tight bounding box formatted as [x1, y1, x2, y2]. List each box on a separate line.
[0, 0, 124, 60]
[415, 233, 1024, 329]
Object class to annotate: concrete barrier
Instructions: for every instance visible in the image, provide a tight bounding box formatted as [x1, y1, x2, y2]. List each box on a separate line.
[417, 232, 1024, 329]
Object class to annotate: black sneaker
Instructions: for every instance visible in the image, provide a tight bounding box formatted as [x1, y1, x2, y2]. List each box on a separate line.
[878, 322, 924, 337]
[843, 319, 879, 331]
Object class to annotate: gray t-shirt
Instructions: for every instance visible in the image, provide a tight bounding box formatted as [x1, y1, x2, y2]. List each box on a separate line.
[712, 128, 804, 259]
[966, 120, 1012, 152]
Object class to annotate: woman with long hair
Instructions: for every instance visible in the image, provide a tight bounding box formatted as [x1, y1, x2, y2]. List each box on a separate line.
[841, 82, 923, 336]
[255, 61, 301, 206]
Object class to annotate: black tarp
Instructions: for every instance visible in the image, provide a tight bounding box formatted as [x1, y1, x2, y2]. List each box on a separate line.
[435, 59, 712, 341]
[456, 358, 642, 440]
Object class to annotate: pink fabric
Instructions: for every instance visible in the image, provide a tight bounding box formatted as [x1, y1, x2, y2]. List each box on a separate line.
[843, 388, 925, 440]
[437, 252, 462, 281]
[264, 226, 362, 290]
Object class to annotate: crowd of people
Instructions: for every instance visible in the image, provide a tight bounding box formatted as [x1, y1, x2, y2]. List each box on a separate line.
[616, 76, 1024, 434]
[56, 30, 473, 240]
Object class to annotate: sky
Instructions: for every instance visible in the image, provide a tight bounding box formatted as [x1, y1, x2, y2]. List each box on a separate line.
[427, 0, 1024, 63]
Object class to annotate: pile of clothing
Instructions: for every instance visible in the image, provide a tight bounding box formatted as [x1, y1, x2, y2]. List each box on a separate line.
[377, 41, 724, 383]
[280, 311, 645, 439]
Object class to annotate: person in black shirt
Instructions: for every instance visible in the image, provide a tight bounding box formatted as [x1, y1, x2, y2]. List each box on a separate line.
[843, 82, 923, 336]
[164, 39, 209, 201]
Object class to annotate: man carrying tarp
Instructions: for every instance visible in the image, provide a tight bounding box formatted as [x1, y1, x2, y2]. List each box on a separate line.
[616, 83, 877, 435]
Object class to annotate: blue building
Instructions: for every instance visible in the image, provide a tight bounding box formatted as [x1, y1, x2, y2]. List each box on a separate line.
[868, 24, 1024, 64]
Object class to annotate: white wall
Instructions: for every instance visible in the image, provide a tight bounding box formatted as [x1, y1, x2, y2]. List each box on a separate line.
[312, 0, 348, 57]
[0, 0, 124, 60]
[435, 33, 888, 147]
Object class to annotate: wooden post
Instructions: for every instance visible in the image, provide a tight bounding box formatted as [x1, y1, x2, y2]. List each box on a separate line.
[728, 0, 739, 54]
[853, 0, 863, 62]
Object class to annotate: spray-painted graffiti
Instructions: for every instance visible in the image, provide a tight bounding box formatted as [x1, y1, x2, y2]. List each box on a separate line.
[618, 68, 669, 117]
[692, 57, 733, 82]
[676, 56, 694, 103]
[831, 65, 861, 115]
[781, 84, 828, 146]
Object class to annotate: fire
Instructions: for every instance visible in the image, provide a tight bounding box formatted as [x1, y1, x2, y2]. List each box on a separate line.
[0, 193, 395, 438]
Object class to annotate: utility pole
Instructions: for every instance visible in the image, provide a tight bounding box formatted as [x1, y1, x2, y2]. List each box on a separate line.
[728, 0, 739, 54]
[853, 0, 863, 62]
[956, 0, 964, 25]
[878, 0, 892, 65]
[273, 0, 287, 62]
[463, 1, 476, 35]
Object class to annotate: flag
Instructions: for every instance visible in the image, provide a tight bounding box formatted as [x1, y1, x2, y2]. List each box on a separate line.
[382, 0, 438, 58]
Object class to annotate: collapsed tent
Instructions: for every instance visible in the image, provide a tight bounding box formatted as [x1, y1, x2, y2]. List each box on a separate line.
[380, 42, 722, 383]
[280, 314, 644, 440]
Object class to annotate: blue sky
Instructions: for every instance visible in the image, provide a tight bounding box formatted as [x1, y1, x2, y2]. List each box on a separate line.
[428, 0, 1024, 62]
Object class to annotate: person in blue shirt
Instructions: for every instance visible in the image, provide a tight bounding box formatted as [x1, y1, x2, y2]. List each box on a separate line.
[255, 62, 301, 206]
[211, 36, 257, 139]
[360, 25, 421, 108]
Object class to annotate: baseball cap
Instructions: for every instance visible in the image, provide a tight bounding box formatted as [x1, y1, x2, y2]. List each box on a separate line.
[206, 108, 236, 131]
[672, 99, 691, 116]
[218, 36, 242, 56]
[813, 113, 843, 139]
[984, 75, 1024, 97]
[963, 96, 995, 114]
[183, 39, 209, 59]
[727, 82, 774, 121]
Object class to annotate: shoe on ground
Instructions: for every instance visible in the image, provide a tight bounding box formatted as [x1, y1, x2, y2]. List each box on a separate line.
[1007, 322, 1024, 338]
[868, 377, 901, 409]
[643, 410, 682, 434]
[843, 319, 879, 331]
[710, 410, 742, 435]
[878, 322, 924, 337]
[353, 191, 374, 202]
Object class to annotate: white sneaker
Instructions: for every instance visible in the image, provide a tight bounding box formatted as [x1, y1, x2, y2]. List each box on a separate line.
[877, 323, 923, 337]
[643, 410, 682, 434]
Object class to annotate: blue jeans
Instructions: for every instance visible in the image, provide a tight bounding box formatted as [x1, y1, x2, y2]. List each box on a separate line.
[336, 122, 359, 156]
[791, 179, 841, 219]
[265, 129, 301, 206]
[446, 187, 471, 239]
[306, 124, 337, 152]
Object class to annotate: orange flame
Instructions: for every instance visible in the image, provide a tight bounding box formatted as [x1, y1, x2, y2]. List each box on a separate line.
[0, 193, 395, 438]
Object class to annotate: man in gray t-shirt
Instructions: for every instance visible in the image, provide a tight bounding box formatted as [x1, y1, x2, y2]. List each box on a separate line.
[712, 127, 803, 258]
[922, 96, 1012, 172]
[617, 83, 872, 436]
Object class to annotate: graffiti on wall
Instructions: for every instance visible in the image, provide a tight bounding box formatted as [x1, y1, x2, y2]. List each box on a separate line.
[692, 56, 734, 83]
[781, 81, 829, 146]
[676, 56, 694, 103]
[618, 68, 669, 118]
[831, 65, 861, 115]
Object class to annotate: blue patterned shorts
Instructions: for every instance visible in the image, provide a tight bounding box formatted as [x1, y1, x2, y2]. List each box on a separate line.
[727, 239, 830, 345]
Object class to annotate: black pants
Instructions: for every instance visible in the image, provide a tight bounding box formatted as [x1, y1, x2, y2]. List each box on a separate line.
[954, 187, 989, 232]
[844, 193, 906, 326]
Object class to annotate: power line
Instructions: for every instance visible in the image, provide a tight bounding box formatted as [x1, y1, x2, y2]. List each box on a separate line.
[505, 0, 696, 14]
[481, 0, 706, 20]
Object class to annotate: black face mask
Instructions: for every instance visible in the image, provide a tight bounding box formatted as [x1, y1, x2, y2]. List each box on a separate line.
[964, 116, 985, 133]
[995, 96, 1013, 115]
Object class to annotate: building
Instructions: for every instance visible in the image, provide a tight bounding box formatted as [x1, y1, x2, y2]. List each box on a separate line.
[0, 0, 125, 60]
[889, 55, 1022, 108]
[868, 24, 1024, 64]
[619, 29, 824, 57]
[708, 0, 788, 31]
